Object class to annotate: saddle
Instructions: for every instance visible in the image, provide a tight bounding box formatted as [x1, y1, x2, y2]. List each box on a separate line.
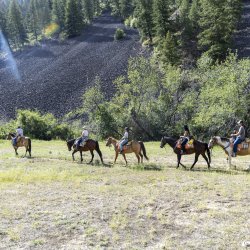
[230, 138, 250, 151]
[176, 139, 194, 150]
[119, 141, 132, 150]
[75, 138, 89, 147]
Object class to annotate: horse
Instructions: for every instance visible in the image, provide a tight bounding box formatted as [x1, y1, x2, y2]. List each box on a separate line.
[7, 132, 32, 157]
[160, 136, 211, 170]
[66, 139, 104, 164]
[208, 136, 250, 169]
[106, 137, 149, 165]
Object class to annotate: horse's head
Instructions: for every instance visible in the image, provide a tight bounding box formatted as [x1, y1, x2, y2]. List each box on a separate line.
[160, 136, 167, 148]
[106, 137, 114, 147]
[6, 132, 15, 140]
[208, 136, 219, 149]
[66, 139, 75, 151]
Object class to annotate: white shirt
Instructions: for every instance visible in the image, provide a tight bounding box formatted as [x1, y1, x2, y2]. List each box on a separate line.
[82, 129, 89, 137]
[16, 128, 23, 136]
[123, 131, 128, 139]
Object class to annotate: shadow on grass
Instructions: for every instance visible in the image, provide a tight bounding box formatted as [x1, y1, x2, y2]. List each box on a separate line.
[129, 163, 163, 171]
[189, 168, 249, 175]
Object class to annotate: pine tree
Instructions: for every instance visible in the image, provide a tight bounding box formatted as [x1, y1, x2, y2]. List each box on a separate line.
[160, 31, 180, 66]
[52, 0, 66, 29]
[7, 0, 27, 49]
[0, 7, 8, 36]
[119, 0, 133, 19]
[188, 0, 200, 39]
[153, 0, 171, 37]
[82, 0, 94, 22]
[198, 0, 240, 61]
[26, 0, 39, 40]
[65, 0, 83, 37]
[135, 0, 154, 42]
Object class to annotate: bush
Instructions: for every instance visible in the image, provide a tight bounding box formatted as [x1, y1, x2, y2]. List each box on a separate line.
[114, 28, 125, 40]
[0, 110, 74, 140]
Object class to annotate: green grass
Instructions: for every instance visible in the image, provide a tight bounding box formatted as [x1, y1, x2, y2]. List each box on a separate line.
[0, 139, 249, 249]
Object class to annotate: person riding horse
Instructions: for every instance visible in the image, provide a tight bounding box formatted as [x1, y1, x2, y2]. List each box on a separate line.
[76, 126, 89, 150]
[119, 127, 129, 154]
[13, 126, 24, 146]
[179, 125, 191, 154]
[231, 120, 246, 157]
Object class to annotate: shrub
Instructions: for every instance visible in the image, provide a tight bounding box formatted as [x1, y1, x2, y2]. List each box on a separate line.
[0, 110, 74, 140]
[114, 28, 125, 40]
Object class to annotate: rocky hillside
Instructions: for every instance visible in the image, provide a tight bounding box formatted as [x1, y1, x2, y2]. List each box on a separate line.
[0, 12, 144, 119]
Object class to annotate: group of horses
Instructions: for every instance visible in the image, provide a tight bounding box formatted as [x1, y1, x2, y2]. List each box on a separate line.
[7, 132, 250, 169]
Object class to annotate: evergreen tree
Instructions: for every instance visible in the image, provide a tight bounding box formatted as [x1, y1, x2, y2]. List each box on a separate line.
[82, 0, 94, 22]
[52, 0, 66, 29]
[26, 0, 39, 40]
[135, 0, 154, 42]
[65, 0, 83, 37]
[198, 0, 240, 61]
[159, 31, 180, 66]
[7, 0, 27, 48]
[119, 0, 133, 19]
[153, 0, 171, 37]
[188, 0, 200, 39]
[0, 7, 8, 36]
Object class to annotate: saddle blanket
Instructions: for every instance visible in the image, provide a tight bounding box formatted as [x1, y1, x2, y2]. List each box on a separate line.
[230, 139, 250, 151]
[176, 139, 194, 149]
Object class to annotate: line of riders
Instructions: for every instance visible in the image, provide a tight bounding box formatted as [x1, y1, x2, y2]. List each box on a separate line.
[8, 120, 249, 169]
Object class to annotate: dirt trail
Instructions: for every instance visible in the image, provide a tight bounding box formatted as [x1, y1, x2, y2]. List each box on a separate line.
[0, 12, 143, 119]
[233, 0, 250, 58]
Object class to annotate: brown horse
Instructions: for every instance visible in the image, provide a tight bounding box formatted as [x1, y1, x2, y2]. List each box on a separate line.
[160, 136, 211, 170]
[67, 139, 104, 164]
[7, 132, 32, 157]
[106, 137, 148, 165]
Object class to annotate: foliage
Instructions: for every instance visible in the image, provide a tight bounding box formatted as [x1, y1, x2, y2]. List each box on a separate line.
[114, 28, 125, 40]
[79, 54, 250, 140]
[0, 110, 74, 140]
[65, 0, 84, 37]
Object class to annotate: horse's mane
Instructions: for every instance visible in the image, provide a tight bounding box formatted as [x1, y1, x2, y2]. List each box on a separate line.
[220, 137, 230, 142]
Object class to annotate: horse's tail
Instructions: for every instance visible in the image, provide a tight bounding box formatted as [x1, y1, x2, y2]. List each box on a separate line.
[95, 141, 103, 163]
[205, 143, 211, 163]
[28, 138, 32, 156]
[139, 141, 149, 160]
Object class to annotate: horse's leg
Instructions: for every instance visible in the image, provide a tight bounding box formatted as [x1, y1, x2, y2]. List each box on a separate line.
[135, 153, 140, 164]
[80, 151, 83, 162]
[177, 154, 187, 169]
[122, 153, 128, 165]
[89, 150, 94, 164]
[14, 147, 18, 156]
[201, 153, 210, 169]
[190, 153, 199, 170]
[72, 150, 76, 161]
[139, 152, 143, 163]
[114, 151, 118, 164]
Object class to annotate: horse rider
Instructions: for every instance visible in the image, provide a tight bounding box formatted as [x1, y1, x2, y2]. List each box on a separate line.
[119, 127, 129, 154]
[180, 125, 191, 154]
[14, 126, 24, 146]
[76, 126, 89, 150]
[231, 120, 246, 157]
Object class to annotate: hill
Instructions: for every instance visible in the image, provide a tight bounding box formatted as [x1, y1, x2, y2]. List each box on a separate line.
[0, 12, 143, 120]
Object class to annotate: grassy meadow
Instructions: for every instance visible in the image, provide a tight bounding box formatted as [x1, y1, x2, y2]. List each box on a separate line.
[0, 139, 249, 249]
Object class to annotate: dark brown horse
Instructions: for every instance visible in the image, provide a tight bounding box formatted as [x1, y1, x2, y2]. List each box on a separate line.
[67, 139, 104, 164]
[7, 132, 32, 157]
[160, 136, 211, 170]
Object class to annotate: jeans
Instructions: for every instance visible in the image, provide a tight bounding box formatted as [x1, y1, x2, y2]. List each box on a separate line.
[181, 137, 188, 151]
[77, 136, 88, 147]
[120, 139, 128, 152]
[233, 137, 243, 153]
